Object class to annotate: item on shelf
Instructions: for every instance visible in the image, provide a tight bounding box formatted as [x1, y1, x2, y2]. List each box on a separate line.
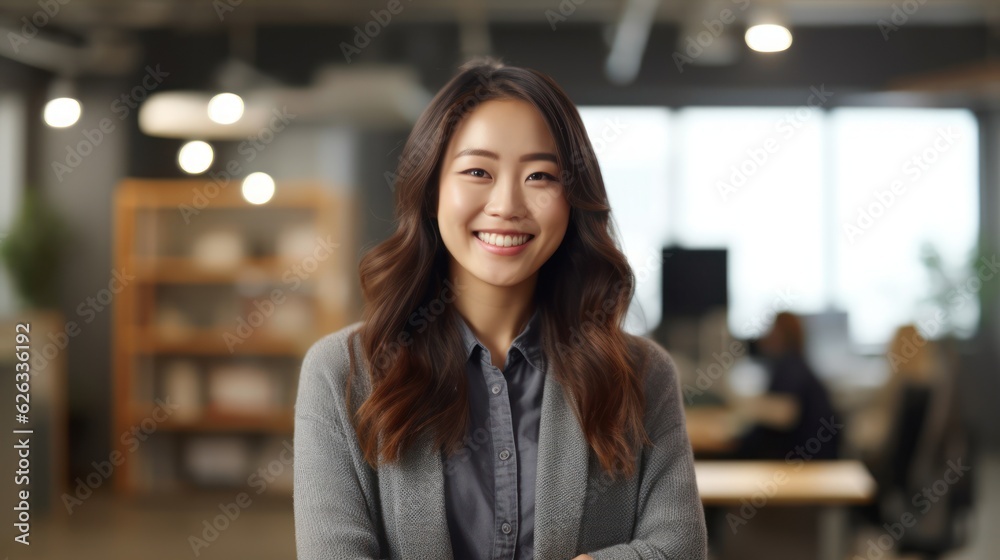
[162, 360, 202, 423]
[210, 298, 242, 328]
[276, 225, 319, 262]
[154, 306, 195, 341]
[234, 265, 273, 298]
[207, 364, 279, 414]
[191, 228, 246, 271]
[256, 294, 313, 339]
[184, 436, 250, 487]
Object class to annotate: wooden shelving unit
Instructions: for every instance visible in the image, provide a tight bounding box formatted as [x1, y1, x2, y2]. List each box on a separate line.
[111, 178, 358, 495]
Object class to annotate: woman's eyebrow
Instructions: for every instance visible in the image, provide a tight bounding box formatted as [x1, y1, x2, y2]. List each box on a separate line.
[453, 148, 558, 163]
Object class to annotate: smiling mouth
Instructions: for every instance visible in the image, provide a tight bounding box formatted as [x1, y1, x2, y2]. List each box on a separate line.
[473, 231, 535, 248]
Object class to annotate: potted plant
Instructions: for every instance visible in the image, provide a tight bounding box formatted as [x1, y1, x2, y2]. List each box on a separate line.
[0, 188, 69, 311]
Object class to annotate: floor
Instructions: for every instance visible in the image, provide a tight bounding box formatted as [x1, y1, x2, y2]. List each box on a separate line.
[881, 453, 1000, 560]
[7, 454, 998, 560]
[7, 492, 296, 560]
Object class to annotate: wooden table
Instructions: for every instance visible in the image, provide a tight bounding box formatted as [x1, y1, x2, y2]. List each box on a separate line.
[696, 460, 876, 505]
[695, 460, 876, 560]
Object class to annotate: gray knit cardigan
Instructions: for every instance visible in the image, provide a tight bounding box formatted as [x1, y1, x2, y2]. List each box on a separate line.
[293, 321, 708, 559]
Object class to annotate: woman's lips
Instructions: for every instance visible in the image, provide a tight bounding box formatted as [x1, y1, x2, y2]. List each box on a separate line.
[472, 231, 533, 256]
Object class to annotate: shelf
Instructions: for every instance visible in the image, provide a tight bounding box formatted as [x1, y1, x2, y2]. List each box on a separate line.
[117, 178, 334, 209]
[132, 256, 303, 284]
[132, 407, 294, 433]
[113, 178, 356, 496]
[135, 328, 315, 356]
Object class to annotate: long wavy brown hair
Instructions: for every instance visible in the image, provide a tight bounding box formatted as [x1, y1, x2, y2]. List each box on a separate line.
[346, 57, 651, 479]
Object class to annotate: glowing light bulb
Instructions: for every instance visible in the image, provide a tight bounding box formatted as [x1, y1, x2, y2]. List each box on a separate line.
[178, 141, 214, 174]
[242, 172, 275, 205]
[43, 97, 82, 128]
[207, 92, 245, 125]
[745, 24, 793, 53]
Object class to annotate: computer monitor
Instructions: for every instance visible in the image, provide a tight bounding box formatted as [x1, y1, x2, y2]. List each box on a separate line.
[661, 247, 728, 319]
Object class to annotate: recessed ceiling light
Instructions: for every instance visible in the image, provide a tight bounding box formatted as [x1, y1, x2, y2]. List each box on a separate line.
[745, 24, 793, 53]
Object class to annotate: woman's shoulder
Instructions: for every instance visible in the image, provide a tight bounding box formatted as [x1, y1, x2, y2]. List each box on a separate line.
[623, 332, 681, 386]
[295, 321, 368, 427]
[622, 332, 686, 432]
[301, 320, 366, 379]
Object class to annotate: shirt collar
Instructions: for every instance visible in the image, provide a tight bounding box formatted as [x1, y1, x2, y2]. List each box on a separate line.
[455, 305, 545, 372]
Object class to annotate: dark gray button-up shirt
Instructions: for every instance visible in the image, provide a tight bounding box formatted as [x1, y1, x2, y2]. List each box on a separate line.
[442, 306, 546, 560]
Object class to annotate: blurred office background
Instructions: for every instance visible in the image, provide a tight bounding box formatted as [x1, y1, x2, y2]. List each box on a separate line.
[1, 0, 999, 558]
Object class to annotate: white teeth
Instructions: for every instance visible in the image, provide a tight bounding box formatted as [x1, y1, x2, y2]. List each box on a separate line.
[476, 232, 532, 247]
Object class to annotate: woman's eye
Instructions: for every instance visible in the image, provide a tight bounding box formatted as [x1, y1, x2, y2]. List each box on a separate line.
[462, 169, 490, 179]
[527, 172, 557, 182]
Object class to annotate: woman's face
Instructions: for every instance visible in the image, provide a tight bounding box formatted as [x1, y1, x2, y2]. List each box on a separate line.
[436, 98, 571, 289]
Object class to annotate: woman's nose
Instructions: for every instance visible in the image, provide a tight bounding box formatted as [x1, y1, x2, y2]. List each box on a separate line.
[485, 175, 527, 219]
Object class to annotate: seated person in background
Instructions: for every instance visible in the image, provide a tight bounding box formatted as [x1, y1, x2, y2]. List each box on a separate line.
[731, 311, 841, 460]
[849, 324, 940, 476]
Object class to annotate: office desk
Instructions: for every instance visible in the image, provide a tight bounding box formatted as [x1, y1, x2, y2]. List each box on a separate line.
[695, 460, 876, 560]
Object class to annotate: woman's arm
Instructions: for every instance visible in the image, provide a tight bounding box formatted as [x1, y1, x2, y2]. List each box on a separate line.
[293, 332, 385, 559]
[584, 340, 709, 560]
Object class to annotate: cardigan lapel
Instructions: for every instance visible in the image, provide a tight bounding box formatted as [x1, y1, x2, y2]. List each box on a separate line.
[533, 369, 590, 559]
[379, 428, 454, 559]
[380, 367, 589, 559]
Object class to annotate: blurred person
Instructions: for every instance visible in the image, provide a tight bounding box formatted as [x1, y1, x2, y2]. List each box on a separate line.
[731, 311, 842, 460]
[293, 58, 707, 560]
[850, 324, 940, 475]
[853, 324, 973, 555]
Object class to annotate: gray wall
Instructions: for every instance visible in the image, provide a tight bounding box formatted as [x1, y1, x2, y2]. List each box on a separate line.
[36, 80, 129, 477]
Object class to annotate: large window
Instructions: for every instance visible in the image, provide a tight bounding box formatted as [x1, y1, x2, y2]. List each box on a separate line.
[579, 105, 979, 347]
[578, 108, 671, 335]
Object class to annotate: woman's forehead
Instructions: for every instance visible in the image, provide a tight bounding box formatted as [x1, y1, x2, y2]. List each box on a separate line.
[445, 100, 560, 161]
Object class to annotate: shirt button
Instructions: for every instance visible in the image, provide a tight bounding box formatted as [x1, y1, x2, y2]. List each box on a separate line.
[501, 522, 512, 534]
[491, 384, 501, 395]
[499, 449, 511, 461]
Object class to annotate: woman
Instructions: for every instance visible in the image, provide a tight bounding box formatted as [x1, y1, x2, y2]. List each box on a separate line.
[293, 58, 706, 560]
[732, 312, 840, 461]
